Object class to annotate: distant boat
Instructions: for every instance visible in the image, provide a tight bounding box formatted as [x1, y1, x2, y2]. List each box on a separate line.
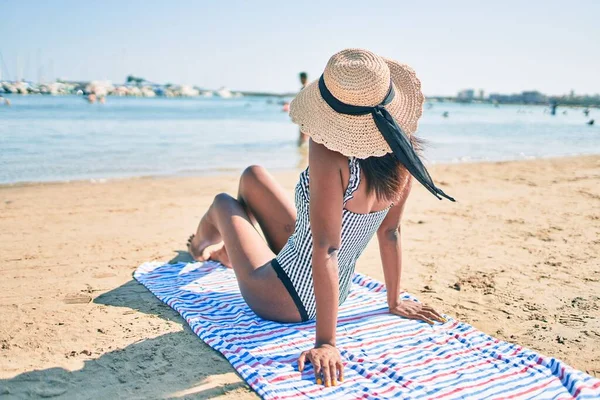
[85, 80, 112, 97]
[179, 85, 199, 97]
[141, 87, 156, 97]
[216, 87, 232, 98]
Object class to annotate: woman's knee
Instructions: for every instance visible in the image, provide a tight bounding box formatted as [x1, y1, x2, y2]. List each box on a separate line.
[241, 164, 267, 181]
[209, 193, 245, 223]
[239, 165, 267, 194]
[212, 192, 235, 209]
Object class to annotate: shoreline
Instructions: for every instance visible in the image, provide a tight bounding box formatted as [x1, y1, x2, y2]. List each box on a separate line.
[2, 153, 600, 189]
[1, 155, 599, 397]
[2, 92, 600, 108]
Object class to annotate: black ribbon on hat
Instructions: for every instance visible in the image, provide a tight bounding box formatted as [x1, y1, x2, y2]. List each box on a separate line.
[318, 75, 455, 202]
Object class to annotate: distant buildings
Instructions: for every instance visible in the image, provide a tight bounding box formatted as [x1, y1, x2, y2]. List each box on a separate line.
[457, 89, 475, 102]
[457, 89, 548, 105]
[488, 91, 547, 104]
[456, 89, 486, 103]
[521, 91, 547, 104]
[424, 88, 600, 106]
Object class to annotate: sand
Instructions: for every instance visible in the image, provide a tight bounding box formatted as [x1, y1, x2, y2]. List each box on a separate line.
[1, 156, 599, 399]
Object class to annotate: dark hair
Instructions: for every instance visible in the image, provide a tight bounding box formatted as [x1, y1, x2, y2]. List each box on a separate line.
[299, 72, 308, 80]
[357, 136, 424, 202]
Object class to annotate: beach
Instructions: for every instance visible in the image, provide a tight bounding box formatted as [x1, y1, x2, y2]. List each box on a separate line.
[1, 155, 599, 398]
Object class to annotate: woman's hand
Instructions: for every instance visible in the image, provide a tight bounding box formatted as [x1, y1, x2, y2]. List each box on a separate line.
[298, 344, 344, 387]
[390, 300, 446, 325]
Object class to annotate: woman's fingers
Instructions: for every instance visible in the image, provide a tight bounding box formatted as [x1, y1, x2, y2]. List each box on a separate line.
[391, 301, 447, 325]
[337, 361, 344, 382]
[297, 352, 307, 372]
[423, 306, 446, 322]
[313, 358, 322, 385]
[298, 348, 346, 387]
[415, 312, 435, 325]
[420, 309, 444, 323]
[404, 312, 428, 322]
[329, 361, 337, 386]
[322, 361, 332, 387]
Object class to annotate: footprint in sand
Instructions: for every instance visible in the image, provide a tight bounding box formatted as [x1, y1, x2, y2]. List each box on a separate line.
[558, 314, 586, 327]
[556, 296, 599, 327]
[453, 272, 496, 295]
[63, 294, 92, 304]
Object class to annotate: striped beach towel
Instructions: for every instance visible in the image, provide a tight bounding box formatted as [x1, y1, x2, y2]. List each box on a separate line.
[134, 261, 600, 399]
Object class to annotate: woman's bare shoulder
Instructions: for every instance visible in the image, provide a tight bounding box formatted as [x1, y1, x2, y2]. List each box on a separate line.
[308, 140, 347, 170]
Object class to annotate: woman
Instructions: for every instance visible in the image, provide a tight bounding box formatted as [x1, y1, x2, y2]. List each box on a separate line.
[187, 49, 454, 387]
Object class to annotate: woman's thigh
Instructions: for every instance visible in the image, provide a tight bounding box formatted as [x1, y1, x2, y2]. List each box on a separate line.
[238, 165, 296, 254]
[242, 261, 303, 323]
[209, 193, 301, 323]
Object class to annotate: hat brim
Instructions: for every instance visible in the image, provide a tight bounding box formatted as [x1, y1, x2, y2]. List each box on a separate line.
[289, 58, 424, 159]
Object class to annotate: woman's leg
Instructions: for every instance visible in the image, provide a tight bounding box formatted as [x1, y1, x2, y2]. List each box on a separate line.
[192, 192, 302, 323]
[188, 211, 229, 265]
[189, 165, 296, 262]
[237, 165, 296, 254]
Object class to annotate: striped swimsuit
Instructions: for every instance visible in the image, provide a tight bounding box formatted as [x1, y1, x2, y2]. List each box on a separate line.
[271, 158, 390, 321]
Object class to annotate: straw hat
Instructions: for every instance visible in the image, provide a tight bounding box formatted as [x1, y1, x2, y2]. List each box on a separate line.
[290, 48, 425, 159]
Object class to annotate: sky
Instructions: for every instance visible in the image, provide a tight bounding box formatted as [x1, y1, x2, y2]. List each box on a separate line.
[1, 0, 599, 96]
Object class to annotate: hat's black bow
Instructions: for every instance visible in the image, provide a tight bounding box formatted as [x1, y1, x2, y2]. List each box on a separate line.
[318, 75, 455, 202]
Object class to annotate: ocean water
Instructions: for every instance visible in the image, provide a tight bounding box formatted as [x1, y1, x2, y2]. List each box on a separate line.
[0, 95, 598, 184]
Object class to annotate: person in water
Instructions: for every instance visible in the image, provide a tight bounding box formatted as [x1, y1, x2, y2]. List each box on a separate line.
[298, 71, 310, 146]
[187, 49, 452, 387]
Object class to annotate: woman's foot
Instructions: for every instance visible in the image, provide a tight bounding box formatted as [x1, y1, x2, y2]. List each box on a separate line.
[187, 235, 233, 268]
[208, 244, 233, 268]
[187, 234, 216, 261]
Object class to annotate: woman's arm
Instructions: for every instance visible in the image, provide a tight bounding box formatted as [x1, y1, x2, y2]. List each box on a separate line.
[309, 141, 343, 348]
[377, 177, 446, 324]
[297, 140, 344, 387]
[377, 178, 412, 309]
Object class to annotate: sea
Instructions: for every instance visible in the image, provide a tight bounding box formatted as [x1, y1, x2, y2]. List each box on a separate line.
[0, 95, 598, 185]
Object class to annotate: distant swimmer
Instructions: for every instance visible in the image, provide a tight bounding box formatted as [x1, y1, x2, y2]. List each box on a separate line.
[298, 71, 309, 146]
[0, 95, 10, 106]
[588, 119, 595, 125]
[99, 96, 106, 104]
[583, 108, 590, 117]
[442, 111, 449, 118]
[282, 102, 290, 112]
[87, 93, 97, 104]
[299, 71, 308, 89]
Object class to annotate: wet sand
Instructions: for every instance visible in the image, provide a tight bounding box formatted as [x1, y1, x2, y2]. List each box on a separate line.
[1, 156, 599, 398]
